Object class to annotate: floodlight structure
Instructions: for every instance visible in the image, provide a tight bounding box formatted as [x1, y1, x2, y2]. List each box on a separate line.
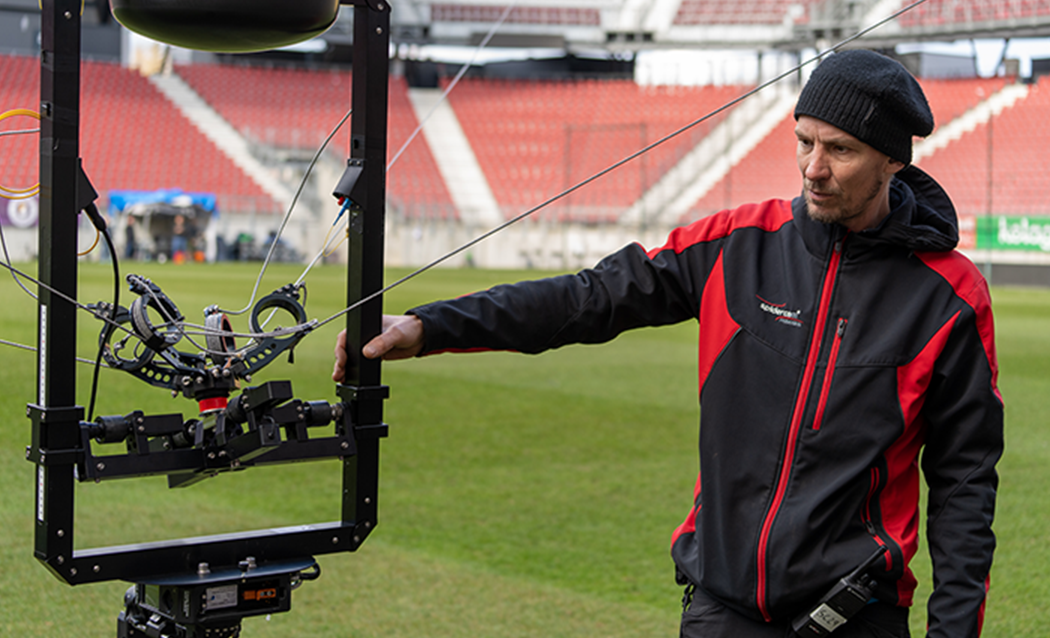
[26, 1, 391, 635]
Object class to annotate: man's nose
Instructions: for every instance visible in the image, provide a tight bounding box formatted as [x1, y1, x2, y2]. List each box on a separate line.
[804, 148, 830, 181]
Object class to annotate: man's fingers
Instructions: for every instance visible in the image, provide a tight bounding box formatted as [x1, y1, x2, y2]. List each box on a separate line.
[336, 316, 424, 368]
[367, 315, 424, 360]
[332, 329, 348, 381]
[362, 333, 392, 359]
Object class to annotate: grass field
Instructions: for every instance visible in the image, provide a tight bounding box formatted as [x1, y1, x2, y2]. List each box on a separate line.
[0, 260, 1046, 637]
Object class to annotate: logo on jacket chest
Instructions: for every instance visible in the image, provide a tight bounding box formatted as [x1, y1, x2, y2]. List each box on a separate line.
[757, 295, 804, 328]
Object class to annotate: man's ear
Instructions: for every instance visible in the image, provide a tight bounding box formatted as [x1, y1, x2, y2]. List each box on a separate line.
[886, 158, 906, 176]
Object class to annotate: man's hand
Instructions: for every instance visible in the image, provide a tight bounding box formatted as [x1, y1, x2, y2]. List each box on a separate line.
[332, 315, 425, 382]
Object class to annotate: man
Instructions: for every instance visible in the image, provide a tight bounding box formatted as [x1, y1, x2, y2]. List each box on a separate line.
[334, 50, 1003, 637]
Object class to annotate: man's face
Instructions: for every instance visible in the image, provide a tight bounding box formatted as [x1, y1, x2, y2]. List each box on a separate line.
[795, 115, 904, 232]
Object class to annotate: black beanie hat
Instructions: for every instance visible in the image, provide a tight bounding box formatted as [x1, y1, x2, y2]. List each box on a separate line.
[794, 49, 934, 165]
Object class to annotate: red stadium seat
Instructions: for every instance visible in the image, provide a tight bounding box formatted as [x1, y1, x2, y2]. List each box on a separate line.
[918, 75, 1050, 216]
[175, 63, 455, 219]
[446, 77, 746, 222]
[674, 0, 821, 25]
[0, 54, 274, 213]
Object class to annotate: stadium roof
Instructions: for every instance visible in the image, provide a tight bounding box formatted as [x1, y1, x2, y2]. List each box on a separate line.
[381, 0, 1050, 52]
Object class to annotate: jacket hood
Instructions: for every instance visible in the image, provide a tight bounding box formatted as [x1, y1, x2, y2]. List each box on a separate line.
[871, 164, 959, 252]
[794, 164, 959, 255]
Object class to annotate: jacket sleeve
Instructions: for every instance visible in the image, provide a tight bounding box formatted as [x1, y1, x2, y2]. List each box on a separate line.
[408, 234, 721, 356]
[920, 279, 1004, 638]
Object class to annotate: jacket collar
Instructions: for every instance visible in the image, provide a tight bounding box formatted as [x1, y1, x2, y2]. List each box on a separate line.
[792, 164, 959, 258]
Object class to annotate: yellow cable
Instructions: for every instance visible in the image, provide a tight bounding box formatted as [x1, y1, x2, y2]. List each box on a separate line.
[320, 224, 338, 256]
[0, 187, 40, 199]
[0, 183, 38, 193]
[323, 226, 350, 258]
[0, 109, 41, 200]
[78, 226, 100, 257]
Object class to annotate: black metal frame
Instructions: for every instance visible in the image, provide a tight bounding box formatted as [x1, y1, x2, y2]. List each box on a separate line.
[27, 0, 391, 587]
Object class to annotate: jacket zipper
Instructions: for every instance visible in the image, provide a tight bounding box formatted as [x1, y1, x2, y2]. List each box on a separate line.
[862, 467, 893, 571]
[755, 237, 845, 622]
[812, 317, 847, 431]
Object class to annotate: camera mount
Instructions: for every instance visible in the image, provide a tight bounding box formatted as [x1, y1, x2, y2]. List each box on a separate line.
[88, 275, 315, 406]
[27, 1, 391, 635]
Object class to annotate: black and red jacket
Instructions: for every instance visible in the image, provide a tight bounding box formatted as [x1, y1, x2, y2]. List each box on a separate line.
[409, 165, 1003, 638]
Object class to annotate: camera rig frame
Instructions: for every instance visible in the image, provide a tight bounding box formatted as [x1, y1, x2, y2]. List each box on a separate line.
[26, 0, 391, 633]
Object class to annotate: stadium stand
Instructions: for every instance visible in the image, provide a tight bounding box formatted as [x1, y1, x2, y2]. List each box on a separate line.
[445, 77, 747, 222]
[683, 114, 801, 222]
[387, 76, 458, 220]
[897, 0, 1050, 27]
[0, 55, 38, 200]
[429, 4, 601, 25]
[173, 64, 351, 150]
[0, 54, 276, 215]
[674, 0, 821, 25]
[683, 76, 1017, 223]
[174, 64, 455, 219]
[919, 76, 1011, 127]
[918, 75, 1050, 216]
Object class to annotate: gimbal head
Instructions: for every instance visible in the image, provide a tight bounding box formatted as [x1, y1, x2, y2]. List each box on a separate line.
[90, 275, 315, 405]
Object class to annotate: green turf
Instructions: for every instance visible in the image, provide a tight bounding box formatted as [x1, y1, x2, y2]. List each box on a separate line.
[0, 261, 1046, 636]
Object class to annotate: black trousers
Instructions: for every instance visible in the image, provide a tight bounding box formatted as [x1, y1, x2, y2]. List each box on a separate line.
[680, 587, 910, 638]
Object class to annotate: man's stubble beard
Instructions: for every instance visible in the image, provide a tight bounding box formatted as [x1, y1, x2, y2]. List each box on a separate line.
[804, 176, 885, 227]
